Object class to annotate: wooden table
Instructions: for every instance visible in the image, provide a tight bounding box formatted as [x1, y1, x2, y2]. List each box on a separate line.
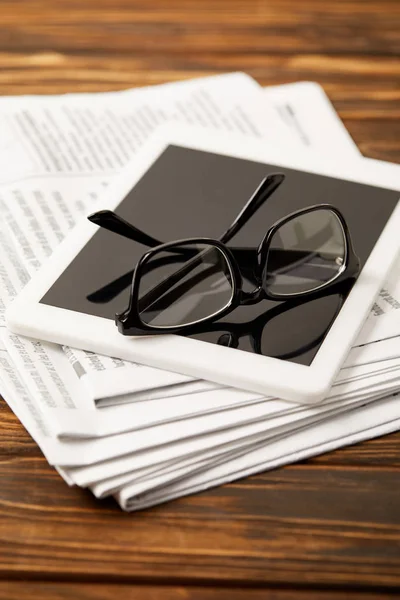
[1, 1, 399, 598]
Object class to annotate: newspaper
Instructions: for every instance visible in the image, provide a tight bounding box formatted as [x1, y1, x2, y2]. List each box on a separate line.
[2, 75, 399, 421]
[118, 395, 400, 511]
[3, 321, 400, 446]
[0, 330, 394, 473]
[1, 329, 397, 506]
[1, 75, 400, 511]
[0, 74, 372, 412]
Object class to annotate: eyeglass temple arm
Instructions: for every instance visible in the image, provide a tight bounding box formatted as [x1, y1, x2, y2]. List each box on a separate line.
[87, 210, 162, 247]
[87, 173, 285, 248]
[86, 252, 258, 306]
[87, 246, 258, 305]
[86, 254, 203, 304]
[87, 207, 257, 274]
[86, 173, 285, 304]
[219, 173, 285, 243]
[86, 246, 331, 305]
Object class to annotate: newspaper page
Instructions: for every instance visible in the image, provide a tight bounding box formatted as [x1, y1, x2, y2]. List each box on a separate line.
[117, 394, 400, 511]
[0, 72, 298, 408]
[0, 76, 372, 411]
[0, 330, 393, 480]
[263, 81, 361, 158]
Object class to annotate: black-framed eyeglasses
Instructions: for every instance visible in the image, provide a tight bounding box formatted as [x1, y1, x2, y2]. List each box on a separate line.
[87, 173, 360, 336]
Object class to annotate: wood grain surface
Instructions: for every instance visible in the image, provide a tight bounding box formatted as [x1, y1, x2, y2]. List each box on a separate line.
[1, 583, 400, 600]
[0, 0, 399, 597]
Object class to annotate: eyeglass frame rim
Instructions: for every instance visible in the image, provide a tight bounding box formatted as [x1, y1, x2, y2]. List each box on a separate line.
[117, 203, 360, 336]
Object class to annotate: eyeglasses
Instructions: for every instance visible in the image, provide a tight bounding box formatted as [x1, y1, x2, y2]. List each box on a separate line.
[88, 173, 360, 336]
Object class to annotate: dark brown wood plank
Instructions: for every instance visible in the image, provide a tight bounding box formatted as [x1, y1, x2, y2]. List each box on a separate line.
[0, 582, 397, 600]
[0, 434, 399, 589]
[342, 119, 400, 162]
[1, 0, 399, 56]
[312, 431, 400, 467]
[0, 403, 41, 457]
[0, 52, 399, 106]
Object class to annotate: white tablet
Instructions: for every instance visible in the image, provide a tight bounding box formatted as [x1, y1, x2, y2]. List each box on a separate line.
[6, 126, 400, 404]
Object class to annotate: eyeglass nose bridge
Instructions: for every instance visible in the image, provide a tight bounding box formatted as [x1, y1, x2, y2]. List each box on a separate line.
[239, 286, 264, 306]
[255, 231, 272, 287]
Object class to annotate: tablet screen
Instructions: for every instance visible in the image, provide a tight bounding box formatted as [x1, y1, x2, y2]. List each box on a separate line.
[40, 145, 399, 365]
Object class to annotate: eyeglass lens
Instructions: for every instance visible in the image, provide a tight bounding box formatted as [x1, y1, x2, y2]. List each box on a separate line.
[264, 208, 347, 296]
[138, 243, 234, 328]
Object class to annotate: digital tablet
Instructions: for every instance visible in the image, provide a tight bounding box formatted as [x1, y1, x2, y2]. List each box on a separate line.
[7, 126, 400, 404]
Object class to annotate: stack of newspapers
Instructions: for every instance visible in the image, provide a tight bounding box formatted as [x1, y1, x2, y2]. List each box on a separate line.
[0, 73, 399, 511]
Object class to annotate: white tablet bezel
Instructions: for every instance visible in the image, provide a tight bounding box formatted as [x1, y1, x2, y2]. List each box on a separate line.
[6, 126, 400, 404]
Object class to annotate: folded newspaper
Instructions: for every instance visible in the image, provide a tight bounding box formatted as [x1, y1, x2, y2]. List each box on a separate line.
[0, 73, 399, 511]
